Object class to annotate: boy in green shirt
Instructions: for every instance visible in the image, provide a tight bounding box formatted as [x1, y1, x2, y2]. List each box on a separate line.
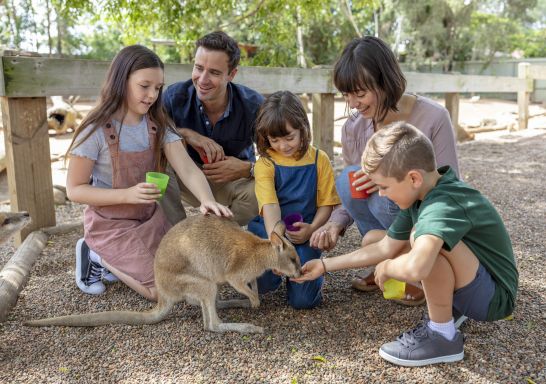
[292, 122, 518, 367]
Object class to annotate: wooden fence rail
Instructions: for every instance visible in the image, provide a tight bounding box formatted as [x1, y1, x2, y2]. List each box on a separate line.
[0, 54, 544, 240]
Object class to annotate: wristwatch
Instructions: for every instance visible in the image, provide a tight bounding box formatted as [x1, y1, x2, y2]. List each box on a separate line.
[248, 161, 255, 179]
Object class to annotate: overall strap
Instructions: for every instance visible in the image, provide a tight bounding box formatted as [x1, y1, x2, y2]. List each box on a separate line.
[146, 116, 159, 170]
[103, 121, 119, 157]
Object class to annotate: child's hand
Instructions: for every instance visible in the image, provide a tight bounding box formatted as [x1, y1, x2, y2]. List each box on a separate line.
[374, 259, 391, 291]
[290, 259, 323, 283]
[199, 201, 233, 218]
[285, 222, 312, 244]
[125, 182, 161, 204]
[352, 169, 378, 195]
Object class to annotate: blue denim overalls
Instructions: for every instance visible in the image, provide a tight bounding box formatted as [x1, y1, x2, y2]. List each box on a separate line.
[248, 149, 323, 309]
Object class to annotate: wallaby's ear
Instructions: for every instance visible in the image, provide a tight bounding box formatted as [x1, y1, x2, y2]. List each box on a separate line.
[272, 220, 286, 238]
[270, 231, 285, 250]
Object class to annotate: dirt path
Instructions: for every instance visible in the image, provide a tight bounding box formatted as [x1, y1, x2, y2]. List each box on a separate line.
[0, 120, 544, 382]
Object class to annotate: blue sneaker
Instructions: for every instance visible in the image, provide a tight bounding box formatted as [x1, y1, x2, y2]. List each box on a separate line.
[379, 322, 464, 367]
[75, 238, 106, 295]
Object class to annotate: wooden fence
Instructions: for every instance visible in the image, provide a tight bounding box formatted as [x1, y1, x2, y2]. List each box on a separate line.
[1, 54, 545, 240]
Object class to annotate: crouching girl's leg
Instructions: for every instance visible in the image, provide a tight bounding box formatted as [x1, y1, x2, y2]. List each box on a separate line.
[286, 245, 323, 309]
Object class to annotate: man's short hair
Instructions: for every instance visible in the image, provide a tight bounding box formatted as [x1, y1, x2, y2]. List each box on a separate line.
[362, 122, 436, 181]
[196, 31, 240, 72]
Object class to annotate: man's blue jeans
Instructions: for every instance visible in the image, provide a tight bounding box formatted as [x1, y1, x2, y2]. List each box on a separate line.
[336, 165, 400, 236]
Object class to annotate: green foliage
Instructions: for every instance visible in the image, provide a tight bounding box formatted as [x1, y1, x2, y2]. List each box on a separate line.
[1, 0, 545, 69]
[511, 27, 546, 57]
[469, 12, 520, 64]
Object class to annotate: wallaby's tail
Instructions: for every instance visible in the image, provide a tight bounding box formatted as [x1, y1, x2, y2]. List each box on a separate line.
[24, 299, 174, 327]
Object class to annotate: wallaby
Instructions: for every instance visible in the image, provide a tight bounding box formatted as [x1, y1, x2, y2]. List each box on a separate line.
[0, 211, 31, 244]
[26, 214, 301, 333]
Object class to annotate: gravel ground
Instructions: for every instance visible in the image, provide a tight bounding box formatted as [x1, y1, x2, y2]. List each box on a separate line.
[1, 129, 545, 383]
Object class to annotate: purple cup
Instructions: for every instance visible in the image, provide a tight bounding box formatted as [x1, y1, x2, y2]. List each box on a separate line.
[283, 212, 304, 232]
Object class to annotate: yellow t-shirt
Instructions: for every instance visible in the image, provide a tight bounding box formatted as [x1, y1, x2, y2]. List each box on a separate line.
[254, 147, 341, 214]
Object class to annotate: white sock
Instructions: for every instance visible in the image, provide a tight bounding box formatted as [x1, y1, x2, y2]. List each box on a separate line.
[428, 319, 457, 341]
[89, 249, 103, 266]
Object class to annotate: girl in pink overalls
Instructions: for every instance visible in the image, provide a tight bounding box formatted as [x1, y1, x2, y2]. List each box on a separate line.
[66, 45, 232, 301]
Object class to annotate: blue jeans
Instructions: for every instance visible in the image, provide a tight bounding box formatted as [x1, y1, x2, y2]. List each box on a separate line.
[248, 217, 323, 310]
[336, 165, 400, 235]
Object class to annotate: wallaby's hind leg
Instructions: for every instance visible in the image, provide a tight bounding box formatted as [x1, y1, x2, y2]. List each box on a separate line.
[216, 320, 264, 334]
[216, 298, 252, 309]
[197, 284, 263, 334]
[223, 278, 260, 308]
[216, 278, 259, 309]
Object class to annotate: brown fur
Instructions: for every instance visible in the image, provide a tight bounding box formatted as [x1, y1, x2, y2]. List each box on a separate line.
[0, 211, 31, 244]
[25, 215, 301, 333]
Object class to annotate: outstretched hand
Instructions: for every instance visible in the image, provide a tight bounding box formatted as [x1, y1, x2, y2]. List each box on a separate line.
[290, 259, 324, 283]
[199, 201, 233, 218]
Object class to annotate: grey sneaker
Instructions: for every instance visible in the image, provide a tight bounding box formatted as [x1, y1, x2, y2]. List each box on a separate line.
[379, 323, 464, 367]
[75, 238, 106, 295]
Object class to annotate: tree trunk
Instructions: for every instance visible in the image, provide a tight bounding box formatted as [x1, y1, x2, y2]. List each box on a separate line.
[55, 6, 62, 56]
[296, 6, 307, 68]
[45, 0, 53, 54]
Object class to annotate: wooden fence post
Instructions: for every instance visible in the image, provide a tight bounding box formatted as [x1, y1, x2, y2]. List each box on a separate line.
[312, 93, 334, 160]
[0, 97, 56, 243]
[445, 92, 473, 141]
[517, 62, 531, 130]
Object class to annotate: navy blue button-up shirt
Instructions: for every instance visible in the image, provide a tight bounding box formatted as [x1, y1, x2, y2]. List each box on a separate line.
[163, 79, 264, 165]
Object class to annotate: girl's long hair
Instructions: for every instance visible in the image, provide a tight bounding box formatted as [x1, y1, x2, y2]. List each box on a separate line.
[66, 45, 173, 171]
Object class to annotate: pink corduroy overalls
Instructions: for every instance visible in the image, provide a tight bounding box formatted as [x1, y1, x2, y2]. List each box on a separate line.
[83, 118, 172, 288]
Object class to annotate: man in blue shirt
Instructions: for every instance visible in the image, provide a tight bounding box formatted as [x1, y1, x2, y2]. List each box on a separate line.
[161, 31, 264, 225]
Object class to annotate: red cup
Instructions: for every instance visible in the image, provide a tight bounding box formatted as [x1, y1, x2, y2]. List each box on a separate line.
[200, 153, 209, 164]
[348, 171, 369, 199]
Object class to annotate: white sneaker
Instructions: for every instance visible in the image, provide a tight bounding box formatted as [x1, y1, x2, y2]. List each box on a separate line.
[75, 238, 106, 295]
[102, 268, 119, 283]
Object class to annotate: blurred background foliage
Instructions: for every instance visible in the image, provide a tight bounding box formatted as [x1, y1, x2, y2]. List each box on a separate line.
[1, 0, 545, 69]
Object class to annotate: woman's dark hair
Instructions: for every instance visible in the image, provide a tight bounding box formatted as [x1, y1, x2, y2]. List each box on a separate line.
[334, 36, 406, 123]
[67, 45, 173, 171]
[196, 31, 240, 73]
[255, 91, 311, 161]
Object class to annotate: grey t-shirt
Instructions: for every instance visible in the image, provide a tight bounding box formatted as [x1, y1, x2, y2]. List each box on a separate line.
[70, 118, 181, 188]
[331, 94, 460, 228]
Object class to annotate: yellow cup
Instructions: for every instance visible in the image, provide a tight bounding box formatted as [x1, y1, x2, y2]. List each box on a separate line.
[383, 279, 406, 300]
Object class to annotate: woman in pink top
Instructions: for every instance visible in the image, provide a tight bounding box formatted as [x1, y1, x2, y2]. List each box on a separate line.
[310, 36, 460, 305]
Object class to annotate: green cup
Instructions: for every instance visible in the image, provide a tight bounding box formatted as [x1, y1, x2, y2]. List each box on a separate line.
[383, 278, 406, 300]
[146, 171, 169, 199]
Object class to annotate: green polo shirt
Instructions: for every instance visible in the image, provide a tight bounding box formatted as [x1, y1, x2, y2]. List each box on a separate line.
[388, 166, 518, 320]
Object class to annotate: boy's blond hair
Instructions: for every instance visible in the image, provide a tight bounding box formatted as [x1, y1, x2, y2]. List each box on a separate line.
[362, 122, 436, 181]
